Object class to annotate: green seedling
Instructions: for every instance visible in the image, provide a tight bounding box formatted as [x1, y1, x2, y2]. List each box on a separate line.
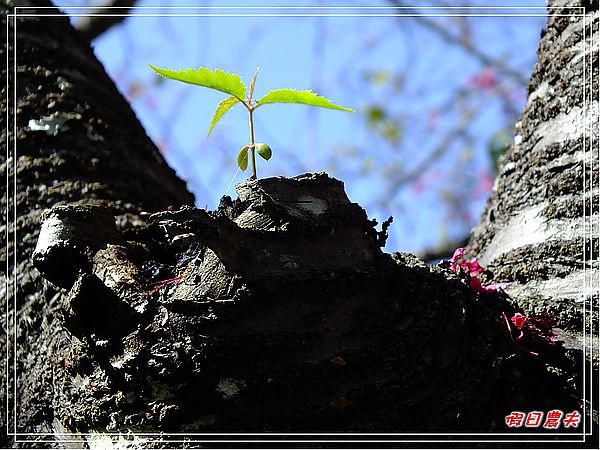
[149, 65, 354, 179]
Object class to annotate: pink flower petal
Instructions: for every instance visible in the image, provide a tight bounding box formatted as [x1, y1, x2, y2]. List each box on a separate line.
[450, 247, 467, 264]
[506, 312, 559, 355]
[510, 313, 527, 330]
[467, 67, 498, 91]
[470, 277, 506, 293]
[460, 260, 485, 275]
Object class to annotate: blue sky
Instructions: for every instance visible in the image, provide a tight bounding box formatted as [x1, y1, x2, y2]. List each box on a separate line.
[62, 2, 546, 253]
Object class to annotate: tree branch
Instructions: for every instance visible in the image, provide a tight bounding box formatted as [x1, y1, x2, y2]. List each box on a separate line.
[387, 103, 479, 190]
[75, 0, 138, 41]
[389, 0, 529, 86]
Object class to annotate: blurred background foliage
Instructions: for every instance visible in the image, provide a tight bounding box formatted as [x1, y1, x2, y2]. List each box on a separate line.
[61, 0, 545, 258]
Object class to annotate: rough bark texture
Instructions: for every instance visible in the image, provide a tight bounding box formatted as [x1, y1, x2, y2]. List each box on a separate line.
[23, 175, 577, 443]
[1, 0, 192, 447]
[0, 0, 596, 448]
[468, 0, 599, 424]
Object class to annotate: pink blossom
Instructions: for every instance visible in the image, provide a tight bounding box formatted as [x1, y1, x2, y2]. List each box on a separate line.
[468, 67, 497, 91]
[460, 260, 485, 275]
[450, 247, 467, 264]
[469, 277, 506, 293]
[449, 247, 506, 294]
[505, 312, 559, 355]
[449, 248, 485, 275]
[510, 313, 527, 330]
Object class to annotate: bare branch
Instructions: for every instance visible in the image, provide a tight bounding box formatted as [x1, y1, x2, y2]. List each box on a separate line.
[388, 104, 478, 190]
[75, 0, 138, 41]
[389, 0, 529, 85]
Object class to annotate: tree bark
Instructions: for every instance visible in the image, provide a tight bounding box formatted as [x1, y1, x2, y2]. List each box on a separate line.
[1, 0, 596, 448]
[1, 0, 193, 446]
[469, 0, 599, 421]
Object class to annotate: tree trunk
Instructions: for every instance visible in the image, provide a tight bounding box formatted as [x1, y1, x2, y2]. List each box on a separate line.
[1, 0, 596, 447]
[2, 0, 193, 446]
[468, 0, 599, 423]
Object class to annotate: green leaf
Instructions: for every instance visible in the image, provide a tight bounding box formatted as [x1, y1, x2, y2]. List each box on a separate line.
[256, 89, 354, 112]
[255, 143, 272, 161]
[247, 67, 259, 101]
[149, 65, 246, 100]
[237, 145, 249, 171]
[208, 97, 240, 136]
